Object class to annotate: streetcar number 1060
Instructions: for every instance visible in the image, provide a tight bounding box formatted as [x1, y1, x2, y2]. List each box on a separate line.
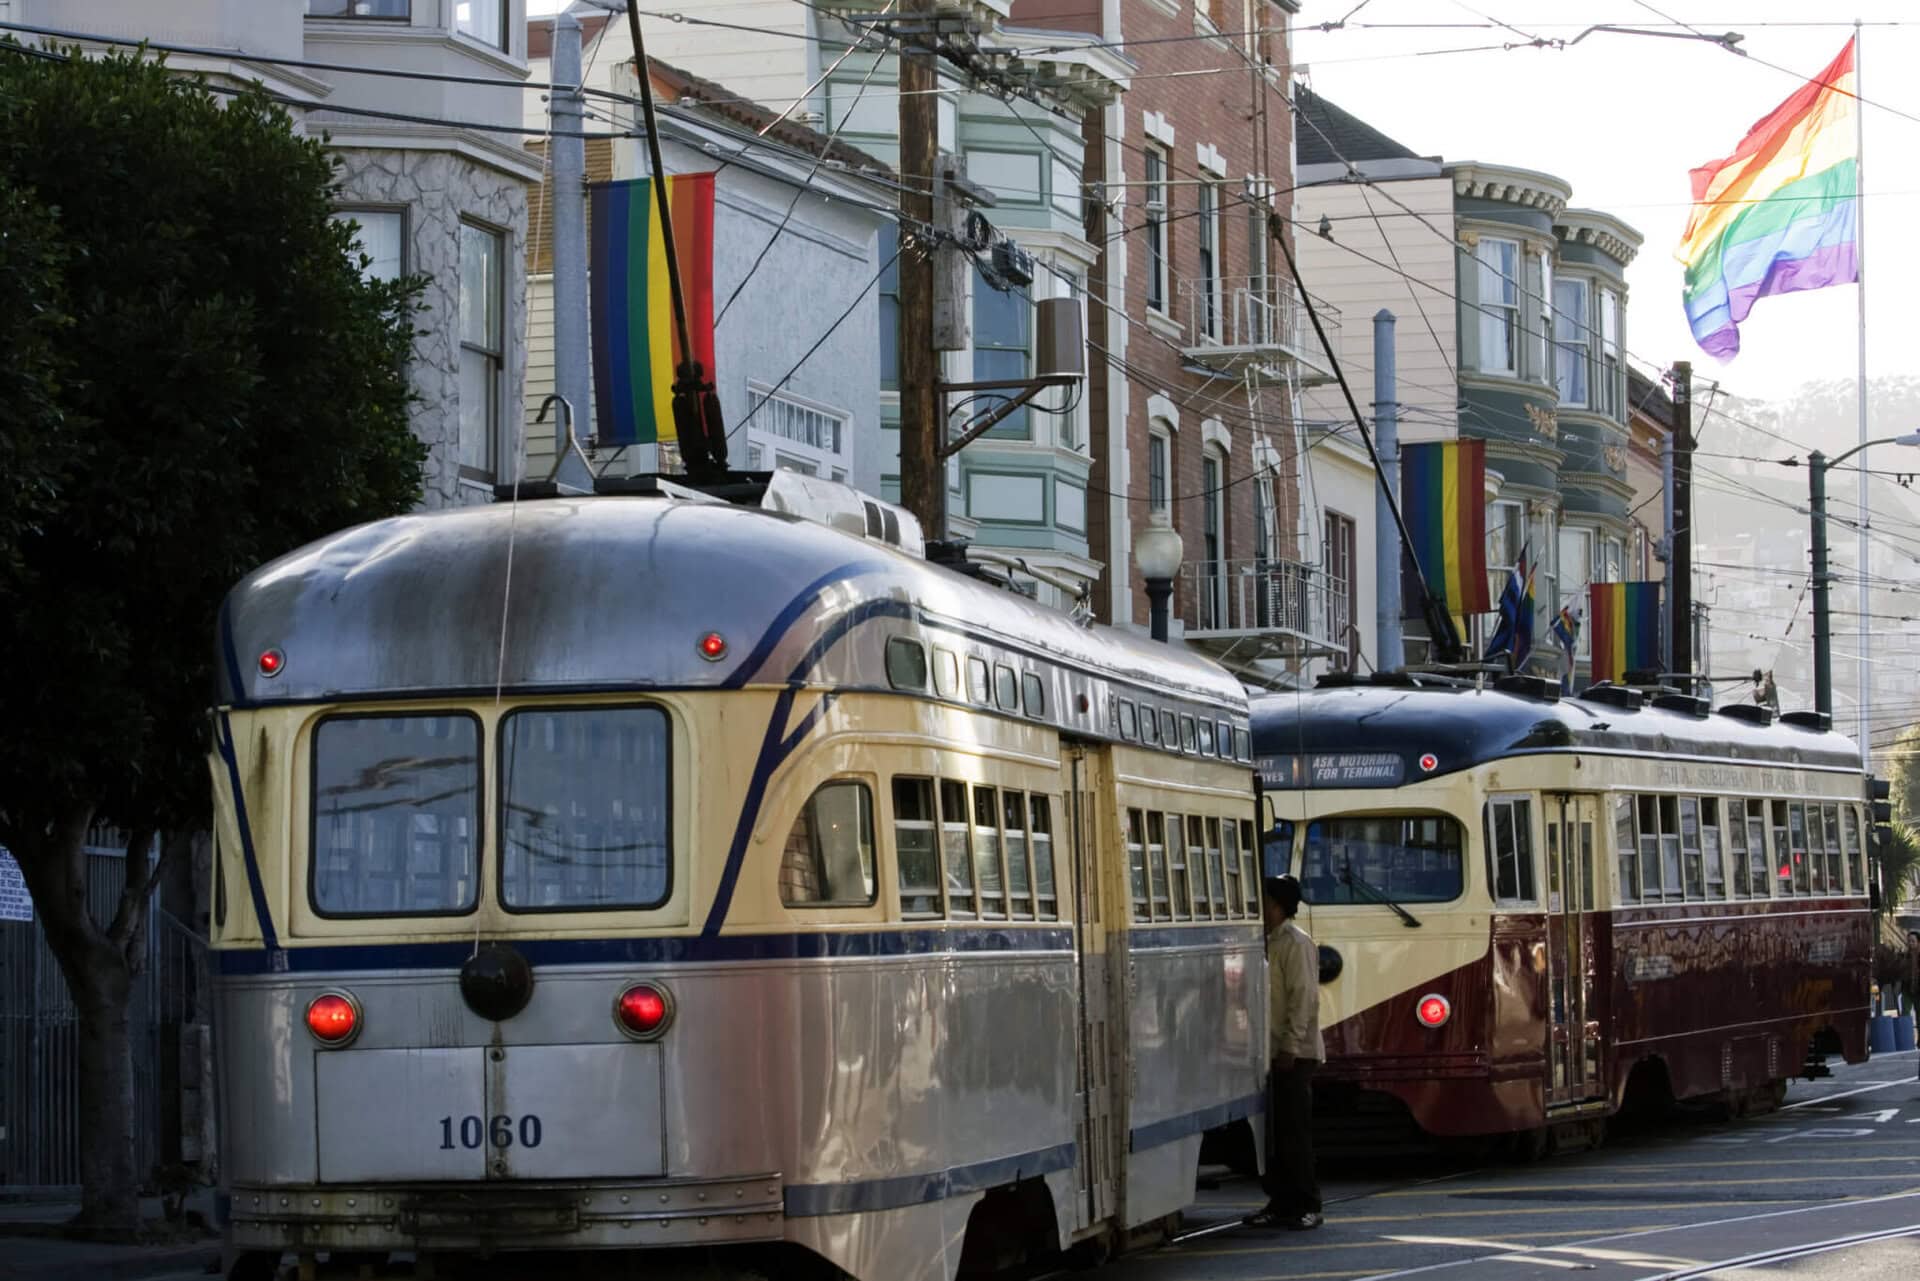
[438, 1114, 544, 1150]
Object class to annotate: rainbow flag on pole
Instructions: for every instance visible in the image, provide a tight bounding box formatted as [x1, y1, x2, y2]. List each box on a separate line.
[1676, 39, 1858, 360]
[588, 174, 716, 446]
[1587, 582, 1661, 685]
[1401, 440, 1490, 615]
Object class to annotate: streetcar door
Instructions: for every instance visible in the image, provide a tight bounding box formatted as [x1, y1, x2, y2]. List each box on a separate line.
[1547, 794, 1605, 1106]
[1065, 744, 1121, 1228]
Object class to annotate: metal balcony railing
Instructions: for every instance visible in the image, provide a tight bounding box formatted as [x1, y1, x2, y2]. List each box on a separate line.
[1177, 557, 1347, 652]
[1176, 276, 1339, 377]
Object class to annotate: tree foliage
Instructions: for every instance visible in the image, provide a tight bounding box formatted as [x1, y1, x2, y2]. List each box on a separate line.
[1888, 724, 1920, 828]
[0, 45, 426, 1233]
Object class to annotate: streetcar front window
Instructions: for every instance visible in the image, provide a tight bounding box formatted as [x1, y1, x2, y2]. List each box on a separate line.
[500, 706, 671, 911]
[1299, 814, 1466, 905]
[310, 713, 481, 917]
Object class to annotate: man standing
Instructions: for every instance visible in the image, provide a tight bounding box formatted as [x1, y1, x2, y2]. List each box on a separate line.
[1254, 874, 1323, 1230]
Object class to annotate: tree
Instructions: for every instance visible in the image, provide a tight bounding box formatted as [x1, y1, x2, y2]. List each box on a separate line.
[1888, 724, 1920, 826]
[0, 46, 424, 1237]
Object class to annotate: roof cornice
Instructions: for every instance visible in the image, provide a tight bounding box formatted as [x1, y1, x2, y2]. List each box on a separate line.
[1556, 208, 1645, 266]
[1446, 161, 1572, 218]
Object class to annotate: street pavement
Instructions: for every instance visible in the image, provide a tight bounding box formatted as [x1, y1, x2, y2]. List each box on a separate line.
[1084, 1050, 1920, 1281]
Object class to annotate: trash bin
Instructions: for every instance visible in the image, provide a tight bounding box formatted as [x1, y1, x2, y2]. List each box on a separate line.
[1869, 1015, 1898, 1053]
[1896, 1013, 1917, 1053]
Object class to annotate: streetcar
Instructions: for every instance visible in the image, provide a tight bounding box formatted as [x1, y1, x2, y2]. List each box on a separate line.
[1253, 673, 1872, 1153]
[207, 472, 1266, 1280]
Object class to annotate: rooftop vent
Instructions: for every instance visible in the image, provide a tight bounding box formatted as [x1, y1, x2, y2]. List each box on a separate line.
[1651, 694, 1711, 718]
[1579, 684, 1643, 711]
[1779, 710, 1832, 733]
[759, 471, 924, 557]
[1716, 703, 1773, 726]
[1494, 674, 1561, 702]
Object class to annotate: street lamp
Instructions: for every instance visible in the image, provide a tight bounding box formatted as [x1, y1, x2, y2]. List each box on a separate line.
[1136, 511, 1185, 644]
[1810, 431, 1920, 720]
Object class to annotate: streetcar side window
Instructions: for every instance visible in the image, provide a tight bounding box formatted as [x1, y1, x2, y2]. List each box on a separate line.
[1728, 800, 1751, 898]
[1127, 809, 1150, 920]
[1486, 795, 1537, 907]
[1301, 814, 1466, 905]
[1187, 816, 1212, 918]
[1141, 707, 1161, 747]
[1117, 700, 1139, 741]
[994, 665, 1019, 713]
[1771, 801, 1791, 895]
[886, 637, 928, 691]
[1021, 673, 1046, 719]
[973, 785, 1007, 916]
[1197, 721, 1215, 756]
[1218, 722, 1234, 758]
[932, 647, 961, 700]
[1146, 812, 1171, 918]
[1004, 791, 1033, 918]
[893, 777, 942, 918]
[1264, 819, 1294, 880]
[1614, 795, 1638, 903]
[1165, 812, 1192, 919]
[1842, 805, 1864, 894]
[1241, 820, 1260, 912]
[1658, 796, 1683, 901]
[1030, 796, 1057, 919]
[941, 779, 976, 916]
[1679, 798, 1704, 900]
[1701, 798, 1725, 898]
[778, 780, 877, 908]
[1235, 728, 1251, 762]
[1788, 802, 1810, 895]
[1222, 818, 1242, 918]
[967, 656, 991, 704]
[311, 713, 482, 918]
[1181, 716, 1198, 754]
[1821, 804, 1843, 895]
[1748, 802, 1772, 898]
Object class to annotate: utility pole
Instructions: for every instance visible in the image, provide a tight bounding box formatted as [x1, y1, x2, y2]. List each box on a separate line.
[1670, 361, 1694, 684]
[1372, 310, 1403, 670]
[549, 9, 594, 489]
[898, 0, 944, 539]
[1811, 450, 1833, 718]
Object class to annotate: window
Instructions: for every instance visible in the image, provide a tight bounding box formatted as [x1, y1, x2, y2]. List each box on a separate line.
[751, 384, 851, 478]
[1486, 795, 1536, 905]
[894, 778, 942, 916]
[1772, 800, 1791, 895]
[974, 266, 1032, 438]
[500, 707, 672, 911]
[1560, 526, 1594, 658]
[1300, 815, 1466, 905]
[1679, 797, 1704, 900]
[1202, 449, 1226, 628]
[1747, 801, 1771, 897]
[1788, 802, 1811, 894]
[993, 664, 1019, 711]
[1144, 144, 1169, 312]
[1531, 247, 1553, 382]
[1147, 428, 1171, 515]
[1141, 706, 1161, 747]
[1821, 803, 1843, 895]
[1325, 511, 1357, 670]
[1241, 819, 1259, 912]
[308, 1, 410, 17]
[1634, 794, 1661, 899]
[1117, 700, 1139, 740]
[454, 0, 506, 50]
[1223, 818, 1243, 917]
[1234, 728, 1251, 762]
[967, 656, 991, 704]
[879, 227, 900, 390]
[1600, 288, 1622, 418]
[1474, 236, 1519, 374]
[941, 780, 975, 915]
[459, 221, 504, 480]
[1165, 812, 1191, 919]
[1198, 181, 1220, 339]
[886, 637, 928, 690]
[1729, 799, 1751, 898]
[1146, 811, 1171, 917]
[1248, 198, 1271, 341]
[1127, 808, 1150, 918]
[778, 781, 876, 906]
[1180, 715, 1197, 753]
[1843, 805, 1864, 894]
[1658, 795, 1682, 898]
[933, 647, 960, 699]
[331, 209, 405, 282]
[1021, 672, 1046, 718]
[1266, 819, 1295, 879]
[1197, 720, 1215, 755]
[1615, 794, 1638, 902]
[1004, 791, 1033, 917]
[1554, 277, 1591, 407]
[1185, 815, 1210, 916]
[311, 714, 480, 917]
[972, 786, 1006, 916]
[1217, 721, 1233, 756]
[1031, 796, 1057, 918]
[1254, 470, 1274, 566]
[1205, 817, 1227, 917]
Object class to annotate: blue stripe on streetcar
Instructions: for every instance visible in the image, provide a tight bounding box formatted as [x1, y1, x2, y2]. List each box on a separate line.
[1128, 1091, 1266, 1153]
[1128, 924, 1264, 949]
[784, 1140, 1077, 1217]
[213, 926, 1076, 975]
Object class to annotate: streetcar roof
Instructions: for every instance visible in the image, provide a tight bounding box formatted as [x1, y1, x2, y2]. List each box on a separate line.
[1250, 682, 1861, 786]
[216, 496, 1246, 713]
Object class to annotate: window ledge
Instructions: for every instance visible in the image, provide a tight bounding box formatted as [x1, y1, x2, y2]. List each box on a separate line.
[1144, 308, 1184, 343]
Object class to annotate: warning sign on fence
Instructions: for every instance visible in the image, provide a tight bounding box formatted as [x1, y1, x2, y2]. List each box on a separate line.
[0, 847, 32, 922]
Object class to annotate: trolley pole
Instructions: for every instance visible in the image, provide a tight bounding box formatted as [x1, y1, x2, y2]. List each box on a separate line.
[1811, 450, 1833, 718]
[897, 0, 944, 540]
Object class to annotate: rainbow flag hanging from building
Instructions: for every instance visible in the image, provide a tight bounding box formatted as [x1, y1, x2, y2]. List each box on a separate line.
[1676, 39, 1858, 360]
[1587, 582, 1661, 685]
[588, 174, 716, 446]
[1401, 440, 1490, 615]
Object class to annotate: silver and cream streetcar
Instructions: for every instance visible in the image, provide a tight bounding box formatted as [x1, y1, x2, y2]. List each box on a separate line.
[208, 474, 1266, 1279]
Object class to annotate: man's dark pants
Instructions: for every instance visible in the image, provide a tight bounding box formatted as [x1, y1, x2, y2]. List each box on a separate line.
[1263, 1057, 1321, 1215]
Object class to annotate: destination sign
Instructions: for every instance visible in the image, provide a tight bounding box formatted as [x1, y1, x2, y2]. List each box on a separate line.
[1258, 752, 1406, 789]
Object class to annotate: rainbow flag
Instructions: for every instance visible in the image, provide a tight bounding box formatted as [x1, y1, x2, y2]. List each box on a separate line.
[1401, 440, 1490, 615]
[588, 174, 716, 446]
[1587, 582, 1661, 685]
[1676, 39, 1858, 360]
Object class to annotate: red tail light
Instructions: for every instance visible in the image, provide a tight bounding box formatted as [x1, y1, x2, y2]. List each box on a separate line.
[1415, 993, 1451, 1029]
[615, 983, 673, 1040]
[306, 992, 360, 1046]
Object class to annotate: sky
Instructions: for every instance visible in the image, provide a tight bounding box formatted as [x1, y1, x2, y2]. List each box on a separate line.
[532, 2, 1914, 405]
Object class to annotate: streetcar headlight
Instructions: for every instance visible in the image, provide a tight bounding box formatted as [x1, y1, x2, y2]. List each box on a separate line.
[1415, 993, 1451, 1029]
[305, 991, 362, 1047]
[614, 982, 674, 1040]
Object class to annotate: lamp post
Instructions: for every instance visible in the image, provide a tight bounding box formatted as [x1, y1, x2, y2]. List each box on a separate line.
[1136, 511, 1185, 644]
[1810, 431, 1920, 720]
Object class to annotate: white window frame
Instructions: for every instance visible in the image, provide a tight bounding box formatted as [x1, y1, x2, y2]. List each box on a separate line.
[1147, 426, 1171, 515]
[331, 206, 407, 283]
[1144, 144, 1170, 314]
[1559, 525, 1594, 659]
[1486, 793, 1539, 908]
[744, 381, 850, 480]
[1554, 275, 1592, 408]
[1600, 287, 1622, 419]
[1197, 180, 1221, 340]
[1532, 247, 1553, 384]
[458, 219, 505, 483]
[1473, 236, 1520, 376]
[453, 0, 508, 52]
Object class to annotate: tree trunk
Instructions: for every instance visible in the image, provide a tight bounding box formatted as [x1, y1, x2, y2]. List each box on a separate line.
[8, 805, 144, 1240]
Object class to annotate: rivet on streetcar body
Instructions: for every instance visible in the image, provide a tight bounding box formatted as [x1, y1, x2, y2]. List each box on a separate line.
[1415, 993, 1451, 1029]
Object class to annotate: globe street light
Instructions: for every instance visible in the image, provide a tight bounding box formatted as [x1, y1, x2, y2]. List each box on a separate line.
[1810, 431, 1920, 720]
[1135, 511, 1185, 644]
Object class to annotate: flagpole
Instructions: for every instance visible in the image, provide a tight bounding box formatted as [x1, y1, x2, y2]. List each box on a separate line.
[1854, 19, 1871, 755]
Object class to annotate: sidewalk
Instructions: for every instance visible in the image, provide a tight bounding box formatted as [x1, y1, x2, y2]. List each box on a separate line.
[0, 1193, 220, 1281]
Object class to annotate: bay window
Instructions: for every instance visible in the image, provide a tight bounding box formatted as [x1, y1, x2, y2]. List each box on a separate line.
[1474, 236, 1520, 375]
